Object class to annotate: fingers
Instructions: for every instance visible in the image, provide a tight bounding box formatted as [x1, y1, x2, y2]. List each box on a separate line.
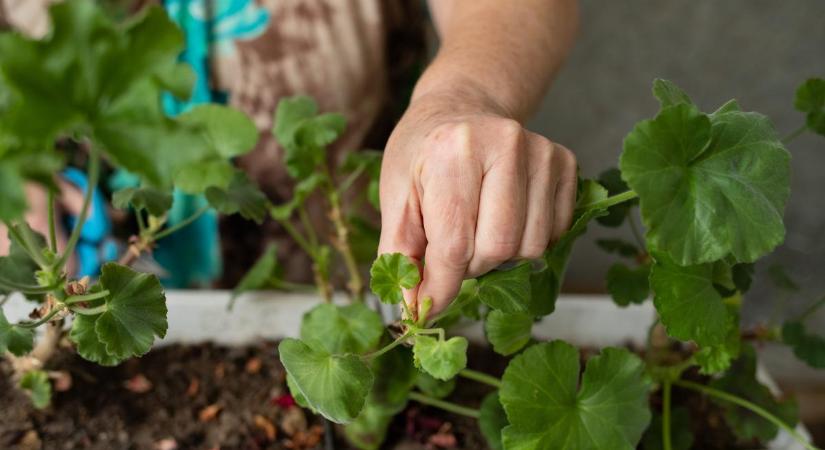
[516, 134, 557, 259]
[466, 123, 528, 277]
[550, 143, 578, 242]
[416, 133, 482, 315]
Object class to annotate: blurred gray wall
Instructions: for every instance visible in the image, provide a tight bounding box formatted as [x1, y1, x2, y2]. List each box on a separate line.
[526, 0, 825, 324]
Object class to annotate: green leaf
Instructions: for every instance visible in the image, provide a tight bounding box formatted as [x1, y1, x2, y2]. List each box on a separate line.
[93, 263, 167, 360]
[596, 168, 635, 227]
[477, 262, 532, 313]
[70, 312, 122, 366]
[286, 373, 312, 410]
[369, 253, 420, 305]
[596, 238, 639, 258]
[205, 171, 269, 223]
[479, 392, 508, 450]
[620, 95, 790, 265]
[641, 407, 693, 450]
[731, 263, 754, 293]
[175, 159, 235, 194]
[500, 341, 652, 450]
[794, 78, 825, 136]
[368, 345, 417, 414]
[485, 310, 532, 356]
[606, 262, 650, 306]
[177, 104, 259, 158]
[710, 344, 798, 442]
[415, 370, 456, 399]
[0, 150, 64, 222]
[20, 370, 51, 409]
[112, 186, 173, 216]
[272, 96, 346, 178]
[278, 338, 373, 424]
[0, 309, 34, 356]
[231, 243, 279, 298]
[154, 62, 195, 100]
[412, 335, 468, 381]
[650, 255, 729, 346]
[695, 305, 741, 374]
[301, 303, 384, 354]
[0, 228, 42, 296]
[269, 172, 324, 220]
[344, 400, 395, 450]
[782, 321, 825, 369]
[652, 78, 692, 108]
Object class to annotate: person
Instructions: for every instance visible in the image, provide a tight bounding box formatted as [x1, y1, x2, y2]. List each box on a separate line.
[0, 0, 579, 316]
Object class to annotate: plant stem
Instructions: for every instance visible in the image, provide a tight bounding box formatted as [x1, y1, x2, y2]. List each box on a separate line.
[298, 206, 319, 248]
[8, 222, 49, 269]
[577, 190, 638, 212]
[674, 380, 819, 450]
[153, 205, 210, 240]
[628, 212, 645, 250]
[799, 296, 825, 322]
[408, 392, 481, 419]
[782, 124, 807, 145]
[17, 308, 63, 328]
[64, 290, 109, 305]
[47, 190, 57, 254]
[274, 217, 316, 258]
[70, 304, 107, 315]
[459, 368, 502, 389]
[662, 380, 673, 450]
[55, 148, 100, 272]
[326, 188, 364, 302]
[0, 276, 54, 294]
[365, 332, 412, 360]
[339, 165, 366, 193]
[135, 209, 147, 235]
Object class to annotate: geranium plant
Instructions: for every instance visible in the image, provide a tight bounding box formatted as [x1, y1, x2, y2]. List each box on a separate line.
[0, 1, 267, 407]
[278, 78, 825, 450]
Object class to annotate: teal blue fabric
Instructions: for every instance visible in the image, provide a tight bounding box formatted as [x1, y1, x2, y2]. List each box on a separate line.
[124, 0, 270, 287]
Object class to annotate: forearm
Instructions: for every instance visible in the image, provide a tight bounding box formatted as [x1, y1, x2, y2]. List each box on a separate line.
[416, 0, 579, 121]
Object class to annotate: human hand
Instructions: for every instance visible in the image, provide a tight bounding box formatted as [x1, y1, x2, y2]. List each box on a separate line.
[378, 93, 577, 317]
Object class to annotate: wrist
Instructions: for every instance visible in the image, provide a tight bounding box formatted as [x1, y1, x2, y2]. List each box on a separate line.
[409, 73, 517, 121]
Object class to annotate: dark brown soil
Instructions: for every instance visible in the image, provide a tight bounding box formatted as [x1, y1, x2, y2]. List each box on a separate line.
[0, 341, 797, 450]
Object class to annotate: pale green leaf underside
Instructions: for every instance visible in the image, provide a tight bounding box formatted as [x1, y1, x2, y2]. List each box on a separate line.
[413, 335, 468, 381]
[485, 310, 533, 356]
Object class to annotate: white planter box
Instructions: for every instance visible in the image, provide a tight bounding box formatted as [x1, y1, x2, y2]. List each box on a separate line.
[3, 292, 811, 448]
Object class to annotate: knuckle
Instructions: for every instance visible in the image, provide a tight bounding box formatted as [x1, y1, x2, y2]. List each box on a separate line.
[477, 239, 520, 263]
[438, 236, 475, 267]
[554, 144, 577, 168]
[519, 245, 546, 260]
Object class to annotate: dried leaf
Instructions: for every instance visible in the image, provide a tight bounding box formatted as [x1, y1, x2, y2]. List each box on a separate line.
[198, 404, 222, 422]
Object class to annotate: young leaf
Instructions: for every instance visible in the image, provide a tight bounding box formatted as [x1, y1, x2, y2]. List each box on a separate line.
[794, 78, 825, 136]
[0, 309, 34, 356]
[273, 96, 346, 178]
[93, 263, 168, 360]
[300, 303, 384, 354]
[176, 104, 259, 158]
[412, 335, 468, 381]
[650, 255, 730, 346]
[620, 95, 790, 265]
[479, 392, 508, 450]
[652, 78, 693, 108]
[709, 345, 798, 442]
[606, 262, 650, 306]
[205, 171, 269, 224]
[19, 370, 51, 409]
[641, 407, 693, 450]
[231, 243, 279, 300]
[782, 321, 825, 369]
[415, 370, 456, 399]
[278, 338, 373, 424]
[369, 253, 420, 304]
[596, 238, 640, 258]
[485, 310, 533, 356]
[112, 186, 173, 217]
[476, 262, 532, 313]
[500, 341, 652, 450]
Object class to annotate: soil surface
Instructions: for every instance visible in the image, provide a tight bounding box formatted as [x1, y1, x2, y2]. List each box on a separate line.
[0, 341, 793, 450]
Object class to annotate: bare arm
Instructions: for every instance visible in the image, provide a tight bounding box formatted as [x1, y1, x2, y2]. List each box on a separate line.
[378, 1, 580, 316]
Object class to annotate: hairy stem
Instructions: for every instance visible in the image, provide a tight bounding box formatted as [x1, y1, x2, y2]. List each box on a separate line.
[64, 290, 109, 305]
[326, 188, 364, 303]
[0, 276, 54, 294]
[662, 380, 673, 450]
[577, 190, 639, 212]
[782, 124, 807, 145]
[408, 392, 481, 419]
[55, 148, 100, 272]
[48, 190, 57, 254]
[71, 304, 107, 315]
[674, 380, 818, 450]
[364, 332, 412, 360]
[459, 368, 503, 389]
[8, 222, 48, 269]
[17, 307, 63, 328]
